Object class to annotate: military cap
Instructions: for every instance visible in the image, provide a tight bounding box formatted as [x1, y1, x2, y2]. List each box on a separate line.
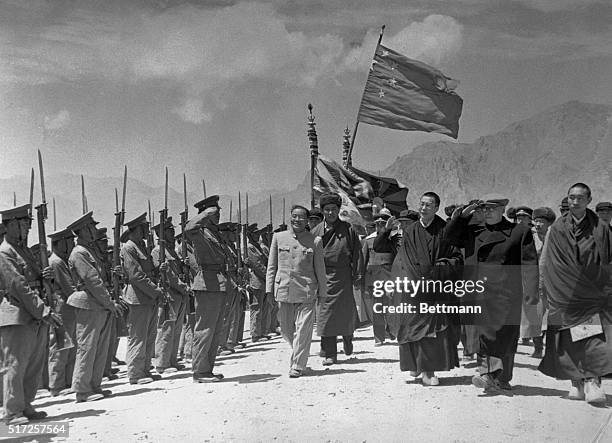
[319, 192, 342, 209]
[596, 202, 612, 212]
[374, 207, 392, 223]
[95, 227, 108, 240]
[308, 208, 323, 220]
[396, 209, 419, 222]
[67, 211, 96, 232]
[560, 197, 569, 209]
[481, 194, 509, 208]
[185, 207, 219, 232]
[194, 195, 220, 212]
[274, 223, 288, 233]
[356, 203, 372, 210]
[247, 223, 258, 234]
[124, 212, 148, 230]
[533, 207, 556, 223]
[48, 227, 75, 241]
[444, 205, 457, 218]
[1, 204, 32, 223]
[514, 206, 533, 217]
[152, 216, 174, 232]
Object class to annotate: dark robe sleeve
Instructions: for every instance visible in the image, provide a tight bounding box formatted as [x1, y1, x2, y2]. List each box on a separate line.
[373, 228, 396, 254]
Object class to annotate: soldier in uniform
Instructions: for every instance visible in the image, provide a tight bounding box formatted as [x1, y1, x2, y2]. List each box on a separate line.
[185, 195, 227, 382]
[176, 230, 197, 363]
[151, 216, 189, 373]
[67, 212, 123, 402]
[47, 227, 77, 397]
[217, 222, 243, 356]
[0, 204, 61, 424]
[120, 213, 165, 385]
[246, 223, 271, 342]
[93, 228, 120, 381]
[362, 211, 394, 346]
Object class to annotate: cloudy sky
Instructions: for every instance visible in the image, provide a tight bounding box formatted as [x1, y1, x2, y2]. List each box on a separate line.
[0, 0, 610, 198]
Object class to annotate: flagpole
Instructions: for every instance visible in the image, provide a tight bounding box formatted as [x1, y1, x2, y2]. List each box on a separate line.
[307, 103, 318, 210]
[347, 24, 385, 166]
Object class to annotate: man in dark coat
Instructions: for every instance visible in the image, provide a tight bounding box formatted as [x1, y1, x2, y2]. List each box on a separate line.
[390, 192, 463, 386]
[445, 194, 539, 392]
[539, 183, 612, 404]
[311, 192, 362, 366]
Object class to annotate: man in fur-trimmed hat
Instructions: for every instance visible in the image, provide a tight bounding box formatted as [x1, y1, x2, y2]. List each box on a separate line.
[311, 192, 363, 366]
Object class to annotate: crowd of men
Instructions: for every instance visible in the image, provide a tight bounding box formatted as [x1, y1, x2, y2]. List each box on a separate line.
[1, 182, 611, 425]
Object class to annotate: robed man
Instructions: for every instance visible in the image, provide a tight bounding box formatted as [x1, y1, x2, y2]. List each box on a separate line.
[539, 183, 612, 404]
[311, 192, 362, 365]
[388, 192, 463, 386]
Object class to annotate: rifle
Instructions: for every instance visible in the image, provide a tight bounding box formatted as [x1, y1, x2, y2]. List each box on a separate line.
[237, 192, 250, 304]
[37, 150, 73, 351]
[158, 167, 176, 325]
[112, 167, 129, 312]
[80, 175, 88, 214]
[180, 173, 191, 285]
[147, 199, 155, 254]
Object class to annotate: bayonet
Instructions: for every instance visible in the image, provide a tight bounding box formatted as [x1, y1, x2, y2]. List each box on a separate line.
[53, 197, 56, 231]
[202, 179, 206, 198]
[37, 150, 73, 351]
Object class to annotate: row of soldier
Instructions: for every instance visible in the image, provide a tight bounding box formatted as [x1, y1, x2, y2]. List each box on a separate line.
[0, 193, 293, 425]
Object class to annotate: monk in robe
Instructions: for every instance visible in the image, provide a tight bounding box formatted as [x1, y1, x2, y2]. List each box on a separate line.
[539, 183, 612, 405]
[390, 192, 463, 385]
[311, 192, 362, 366]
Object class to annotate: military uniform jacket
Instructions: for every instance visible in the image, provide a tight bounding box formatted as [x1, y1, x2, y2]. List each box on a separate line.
[49, 252, 77, 301]
[68, 243, 114, 311]
[121, 239, 163, 305]
[246, 240, 267, 290]
[0, 240, 49, 326]
[151, 245, 189, 299]
[184, 215, 227, 293]
[265, 229, 327, 304]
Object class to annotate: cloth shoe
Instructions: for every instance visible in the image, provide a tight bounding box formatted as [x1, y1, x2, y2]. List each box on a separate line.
[4, 415, 29, 425]
[193, 373, 224, 383]
[322, 357, 336, 366]
[76, 392, 105, 403]
[129, 377, 154, 385]
[584, 377, 606, 404]
[472, 373, 500, 391]
[568, 380, 585, 400]
[422, 372, 440, 386]
[289, 369, 302, 378]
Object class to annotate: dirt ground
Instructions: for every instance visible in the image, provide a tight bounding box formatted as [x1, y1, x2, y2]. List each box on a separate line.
[2, 317, 612, 443]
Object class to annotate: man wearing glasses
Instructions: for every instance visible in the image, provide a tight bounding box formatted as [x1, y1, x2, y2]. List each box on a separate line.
[446, 194, 539, 392]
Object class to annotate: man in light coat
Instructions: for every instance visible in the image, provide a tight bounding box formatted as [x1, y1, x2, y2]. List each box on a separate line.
[266, 205, 327, 377]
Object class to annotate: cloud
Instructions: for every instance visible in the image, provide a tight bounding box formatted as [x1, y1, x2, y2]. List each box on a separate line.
[43, 109, 70, 130]
[475, 27, 612, 60]
[516, 0, 604, 12]
[342, 15, 464, 72]
[172, 98, 211, 124]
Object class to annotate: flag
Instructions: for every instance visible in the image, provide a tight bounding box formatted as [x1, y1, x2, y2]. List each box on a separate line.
[347, 164, 408, 215]
[357, 44, 463, 139]
[313, 156, 367, 226]
[313, 155, 409, 223]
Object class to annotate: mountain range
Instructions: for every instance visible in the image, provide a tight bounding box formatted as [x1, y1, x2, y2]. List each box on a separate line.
[1, 100, 610, 244]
